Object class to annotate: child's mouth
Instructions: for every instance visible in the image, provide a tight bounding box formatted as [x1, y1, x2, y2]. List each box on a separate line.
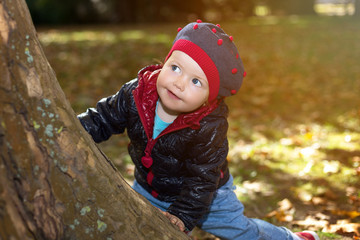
[167, 90, 181, 100]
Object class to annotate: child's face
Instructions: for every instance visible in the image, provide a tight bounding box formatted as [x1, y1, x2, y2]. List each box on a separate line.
[157, 50, 209, 116]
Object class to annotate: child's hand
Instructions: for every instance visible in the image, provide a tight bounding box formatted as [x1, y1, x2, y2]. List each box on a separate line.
[157, 208, 186, 232]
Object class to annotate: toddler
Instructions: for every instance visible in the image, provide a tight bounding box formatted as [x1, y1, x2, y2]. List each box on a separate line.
[78, 20, 319, 240]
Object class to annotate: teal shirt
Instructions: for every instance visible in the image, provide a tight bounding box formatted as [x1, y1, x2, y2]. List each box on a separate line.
[153, 101, 173, 139]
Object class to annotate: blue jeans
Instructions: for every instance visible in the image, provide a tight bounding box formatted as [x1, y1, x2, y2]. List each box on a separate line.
[132, 175, 294, 240]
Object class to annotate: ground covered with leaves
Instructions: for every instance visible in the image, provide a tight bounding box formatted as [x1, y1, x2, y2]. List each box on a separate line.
[39, 16, 360, 239]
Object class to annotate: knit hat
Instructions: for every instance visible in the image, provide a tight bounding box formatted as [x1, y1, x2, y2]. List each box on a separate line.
[165, 20, 246, 103]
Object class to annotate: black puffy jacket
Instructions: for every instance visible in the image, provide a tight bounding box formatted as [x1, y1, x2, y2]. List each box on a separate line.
[78, 65, 230, 230]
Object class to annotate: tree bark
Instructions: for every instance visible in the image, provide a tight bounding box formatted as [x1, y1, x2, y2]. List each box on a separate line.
[0, 0, 189, 239]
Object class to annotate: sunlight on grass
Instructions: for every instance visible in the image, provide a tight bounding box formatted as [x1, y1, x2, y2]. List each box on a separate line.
[233, 179, 275, 203]
[39, 29, 172, 46]
[228, 120, 360, 202]
[336, 110, 360, 131]
[39, 31, 117, 44]
[315, 3, 355, 16]
[248, 15, 310, 27]
[119, 31, 171, 43]
[325, 132, 359, 151]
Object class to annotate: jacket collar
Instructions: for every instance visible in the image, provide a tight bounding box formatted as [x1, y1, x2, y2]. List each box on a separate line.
[133, 65, 220, 140]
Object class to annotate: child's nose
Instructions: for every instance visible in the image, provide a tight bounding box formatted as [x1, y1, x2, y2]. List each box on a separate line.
[173, 77, 185, 91]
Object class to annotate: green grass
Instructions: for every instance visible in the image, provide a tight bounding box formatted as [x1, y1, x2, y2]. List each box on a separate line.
[39, 16, 360, 239]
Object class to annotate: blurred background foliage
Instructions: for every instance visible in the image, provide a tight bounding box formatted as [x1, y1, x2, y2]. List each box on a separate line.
[27, 0, 360, 238]
[27, 0, 360, 25]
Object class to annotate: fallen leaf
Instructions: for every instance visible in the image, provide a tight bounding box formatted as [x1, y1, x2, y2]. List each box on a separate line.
[323, 160, 340, 174]
[278, 198, 293, 211]
[293, 215, 329, 229]
[311, 196, 327, 205]
[331, 210, 360, 219]
[322, 219, 360, 236]
[265, 199, 294, 222]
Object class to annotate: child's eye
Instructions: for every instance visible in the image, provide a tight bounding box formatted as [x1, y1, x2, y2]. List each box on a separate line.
[171, 65, 181, 73]
[192, 78, 202, 87]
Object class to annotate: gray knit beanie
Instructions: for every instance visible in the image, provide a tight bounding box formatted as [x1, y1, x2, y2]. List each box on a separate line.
[165, 20, 246, 103]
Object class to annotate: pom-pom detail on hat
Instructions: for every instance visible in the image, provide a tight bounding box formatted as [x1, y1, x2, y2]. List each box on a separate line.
[243, 71, 247, 77]
[197, 19, 202, 23]
[177, 27, 182, 32]
[168, 21, 245, 101]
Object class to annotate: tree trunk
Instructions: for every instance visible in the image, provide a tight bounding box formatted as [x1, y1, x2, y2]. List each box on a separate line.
[0, 0, 189, 239]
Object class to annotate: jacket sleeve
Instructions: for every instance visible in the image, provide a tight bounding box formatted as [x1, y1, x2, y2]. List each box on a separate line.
[167, 116, 229, 231]
[77, 79, 138, 143]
